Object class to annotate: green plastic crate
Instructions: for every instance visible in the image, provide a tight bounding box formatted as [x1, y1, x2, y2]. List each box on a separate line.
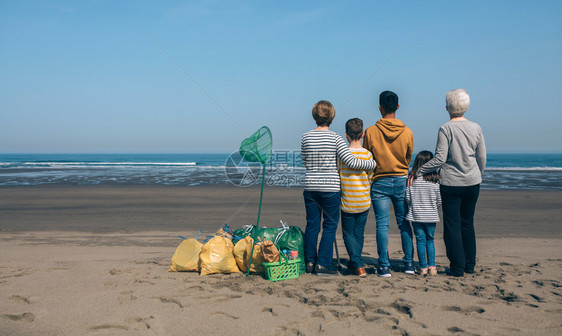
[263, 258, 301, 282]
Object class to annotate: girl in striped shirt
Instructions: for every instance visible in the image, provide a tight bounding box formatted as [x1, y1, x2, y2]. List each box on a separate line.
[302, 101, 376, 276]
[406, 151, 441, 276]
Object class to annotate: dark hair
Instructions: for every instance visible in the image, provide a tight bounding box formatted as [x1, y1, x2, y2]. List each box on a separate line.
[312, 100, 335, 126]
[345, 118, 364, 141]
[409, 150, 440, 183]
[379, 90, 399, 114]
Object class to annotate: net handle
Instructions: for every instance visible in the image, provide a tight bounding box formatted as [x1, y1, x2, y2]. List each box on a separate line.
[246, 164, 266, 278]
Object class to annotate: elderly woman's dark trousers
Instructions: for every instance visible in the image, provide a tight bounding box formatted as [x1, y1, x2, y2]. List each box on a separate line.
[440, 184, 480, 276]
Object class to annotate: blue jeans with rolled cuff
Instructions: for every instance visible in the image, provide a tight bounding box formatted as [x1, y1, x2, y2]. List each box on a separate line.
[412, 222, 436, 269]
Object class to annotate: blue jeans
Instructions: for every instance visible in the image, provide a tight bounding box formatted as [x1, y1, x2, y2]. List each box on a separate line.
[303, 190, 341, 268]
[341, 210, 369, 269]
[412, 222, 436, 268]
[371, 176, 413, 267]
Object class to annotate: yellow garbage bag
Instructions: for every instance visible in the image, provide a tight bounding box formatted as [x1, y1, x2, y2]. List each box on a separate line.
[169, 238, 203, 272]
[233, 236, 264, 274]
[199, 235, 240, 276]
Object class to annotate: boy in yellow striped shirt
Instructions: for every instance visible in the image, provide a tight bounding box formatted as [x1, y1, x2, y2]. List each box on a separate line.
[338, 118, 375, 277]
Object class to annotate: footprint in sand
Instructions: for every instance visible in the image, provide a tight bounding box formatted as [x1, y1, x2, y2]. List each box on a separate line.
[103, 280, 120, 288]
[88, 324, 128, 331]
[195, 294, 242, 302]
[447, 326, 464, 333]
[528, 294, 545, 302]
[108, 268, 132, 276]
[210, 311, 239, 320]
[274, 325, 304, 336]
[10, 295, 31, 304]
[2, 313, 35, 322]
[212, 294, 242, 303]
[534, 279, 561, 288]
[157, 296, 183, 308]
[528, 262, 541, 268]
[441, 305, 485, 314]
[119, 290, 137, 303]
[186, 285, 205, 291]
[262, 307, 278, 316]
[374, 308, 391, 316]
[0, 268, 33, 280]
[494, 287, 521, 303]
[133, 278, 156, 285]
[390, 301, 413, 318]
[125, 316, 153, 330]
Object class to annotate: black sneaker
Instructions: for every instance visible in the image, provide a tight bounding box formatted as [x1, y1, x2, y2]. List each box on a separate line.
[306, 262, 315, 274]
[376, 266, 392, 277]
[404, 263, 415, 275]
[445, 268, 464, 277]
[314, 264, 338, 276]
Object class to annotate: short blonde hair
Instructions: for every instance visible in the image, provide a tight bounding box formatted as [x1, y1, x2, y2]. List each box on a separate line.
[446, 88, 470, 117]
[312, 100, 335, 126]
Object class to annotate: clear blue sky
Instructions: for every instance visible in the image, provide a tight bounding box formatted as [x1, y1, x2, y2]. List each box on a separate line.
[1, 1, 561, 154]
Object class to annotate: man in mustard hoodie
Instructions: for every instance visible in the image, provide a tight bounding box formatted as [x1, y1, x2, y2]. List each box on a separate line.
[364, 91, 414, 277]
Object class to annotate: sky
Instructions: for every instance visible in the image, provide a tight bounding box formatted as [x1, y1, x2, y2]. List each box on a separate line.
[1, 0, 561, 154]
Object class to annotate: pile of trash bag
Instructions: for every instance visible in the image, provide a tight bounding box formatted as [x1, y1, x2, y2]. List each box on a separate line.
[169, 222, 304, 276]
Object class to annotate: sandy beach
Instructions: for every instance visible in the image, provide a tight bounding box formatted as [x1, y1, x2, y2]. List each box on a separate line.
[1, 185, 561, 335]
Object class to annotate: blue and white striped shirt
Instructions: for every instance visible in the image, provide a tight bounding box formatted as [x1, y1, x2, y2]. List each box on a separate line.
[301, 130, 376, 192]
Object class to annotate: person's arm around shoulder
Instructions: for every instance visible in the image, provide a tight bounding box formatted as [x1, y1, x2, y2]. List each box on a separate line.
[366, 151, 375, 182]
[335, 134, 376, 170]
[337, 156, 342, 174]
[418, 126, 449, 176]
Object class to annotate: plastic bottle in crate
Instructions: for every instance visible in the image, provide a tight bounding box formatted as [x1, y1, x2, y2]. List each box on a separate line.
[289, 250, 298, 260]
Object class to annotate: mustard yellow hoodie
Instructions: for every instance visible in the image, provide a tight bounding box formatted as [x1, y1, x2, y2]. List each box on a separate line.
[363, 118, 413, 180]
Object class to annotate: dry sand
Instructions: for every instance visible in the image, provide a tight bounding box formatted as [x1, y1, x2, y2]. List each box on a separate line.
[1, 185, 561, 335]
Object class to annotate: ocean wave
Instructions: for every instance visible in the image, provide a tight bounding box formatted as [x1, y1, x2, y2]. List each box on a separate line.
[485, 167, 562, 171]
[0, 162, 197, 168]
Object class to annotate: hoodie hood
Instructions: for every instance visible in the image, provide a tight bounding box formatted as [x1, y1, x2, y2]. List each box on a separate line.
[375, 119, 406, 142]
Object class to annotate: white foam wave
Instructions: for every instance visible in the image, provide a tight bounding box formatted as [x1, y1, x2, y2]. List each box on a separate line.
[2, 162, 561, 172]
[485, 167, 562, 171]
[2, 162, 197, 167]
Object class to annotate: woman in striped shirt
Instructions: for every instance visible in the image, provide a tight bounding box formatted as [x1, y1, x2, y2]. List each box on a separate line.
[406, 151, 441, 276]
[301, 101, 376, 276]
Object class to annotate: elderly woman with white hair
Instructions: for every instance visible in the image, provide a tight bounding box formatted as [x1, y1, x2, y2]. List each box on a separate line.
[417, 88, 486, 277]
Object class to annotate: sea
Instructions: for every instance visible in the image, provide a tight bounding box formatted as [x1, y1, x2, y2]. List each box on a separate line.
[0, 153, 561, 190]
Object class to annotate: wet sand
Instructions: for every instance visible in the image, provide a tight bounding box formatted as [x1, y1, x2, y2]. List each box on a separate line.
[1, 185, 561, 238]
[1, 185, 561, 335]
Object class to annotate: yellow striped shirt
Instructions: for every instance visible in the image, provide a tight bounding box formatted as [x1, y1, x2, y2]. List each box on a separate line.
[338, 148, 374, 213]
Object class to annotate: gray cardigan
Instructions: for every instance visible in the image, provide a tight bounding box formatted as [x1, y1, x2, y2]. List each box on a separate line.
[419, 120, 486, 187]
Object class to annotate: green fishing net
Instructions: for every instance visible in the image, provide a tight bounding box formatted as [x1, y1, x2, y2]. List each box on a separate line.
[239, 126, 272, 165]
[238, 126, 273, 277]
